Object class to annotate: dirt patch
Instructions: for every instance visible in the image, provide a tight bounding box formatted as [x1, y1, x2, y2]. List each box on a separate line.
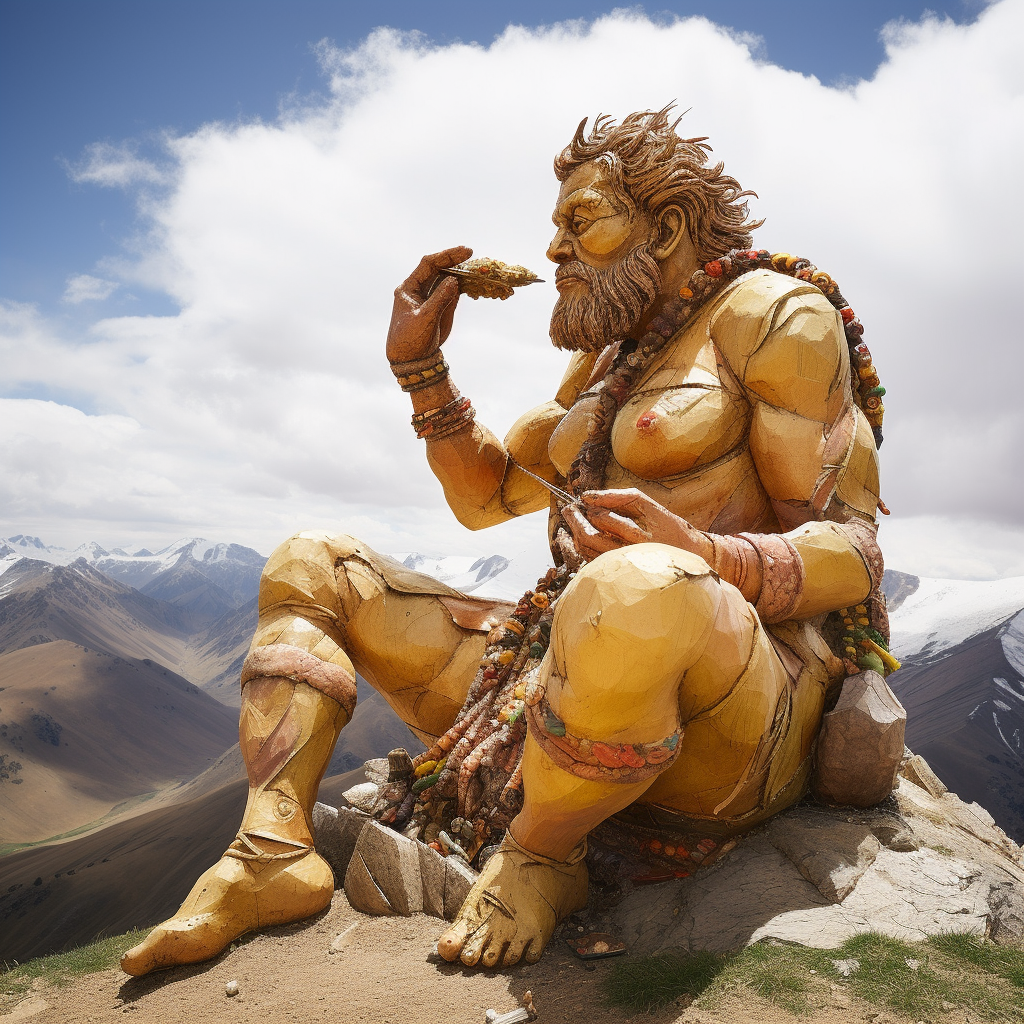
[1, 893, 924, 1024]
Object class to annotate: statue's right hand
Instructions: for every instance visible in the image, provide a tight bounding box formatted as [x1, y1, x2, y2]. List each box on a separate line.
[386, 246, 472, 365]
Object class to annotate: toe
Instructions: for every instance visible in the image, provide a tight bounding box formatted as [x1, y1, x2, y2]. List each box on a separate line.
[460, 924, 489, 967]
[436, 918, 473, 963]
[503, 935, 527, 966]
[480, 937, 507, 968]
[524, 934, 545, 964]
[120, 937, 154, 977]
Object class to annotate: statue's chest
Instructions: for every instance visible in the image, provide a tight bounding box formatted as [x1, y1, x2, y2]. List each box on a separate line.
[548, 338, 751, 482]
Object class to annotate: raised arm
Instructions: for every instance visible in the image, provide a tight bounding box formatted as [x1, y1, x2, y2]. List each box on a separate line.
[387, 248, 595, 530]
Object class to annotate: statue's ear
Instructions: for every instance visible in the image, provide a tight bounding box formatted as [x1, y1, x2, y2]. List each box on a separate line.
[651, 205, 687, 260]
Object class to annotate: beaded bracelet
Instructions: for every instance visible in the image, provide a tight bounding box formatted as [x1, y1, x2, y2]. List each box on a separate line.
[390, 354, 450, 393]
[411, 395, 475, 440]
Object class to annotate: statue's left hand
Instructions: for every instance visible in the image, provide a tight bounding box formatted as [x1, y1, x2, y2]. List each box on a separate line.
[562, 488, 714, 563]
[387, 246, 472, 364]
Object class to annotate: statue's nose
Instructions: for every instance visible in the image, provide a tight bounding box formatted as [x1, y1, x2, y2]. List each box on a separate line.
[546, 228, 573, 264]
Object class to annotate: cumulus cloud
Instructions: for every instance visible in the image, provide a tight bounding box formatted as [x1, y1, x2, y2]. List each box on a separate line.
[62, 274, 118, 304]
[2, 5, 1023, 575]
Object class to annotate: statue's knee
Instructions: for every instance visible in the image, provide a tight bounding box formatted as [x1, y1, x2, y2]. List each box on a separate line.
[558, 542, 717, 641]
[259, 531, 364, 619]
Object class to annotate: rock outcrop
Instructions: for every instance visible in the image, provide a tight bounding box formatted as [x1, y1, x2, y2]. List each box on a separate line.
[812, 670, 907, 808]
[313, 751, 1024, 953]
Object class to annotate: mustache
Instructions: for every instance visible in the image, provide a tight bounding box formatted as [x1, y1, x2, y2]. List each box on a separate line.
[554, 263, 593, 284]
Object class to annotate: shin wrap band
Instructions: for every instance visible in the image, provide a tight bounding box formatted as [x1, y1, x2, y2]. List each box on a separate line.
[241, 643, 357, 720]
[526, 695, 681, 783]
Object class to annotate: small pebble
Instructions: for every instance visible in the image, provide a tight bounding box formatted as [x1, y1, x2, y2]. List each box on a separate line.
[225, 980, 239, 997]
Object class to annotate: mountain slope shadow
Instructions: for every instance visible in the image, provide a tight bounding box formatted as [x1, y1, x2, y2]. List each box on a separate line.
[0, 640, 238, 843]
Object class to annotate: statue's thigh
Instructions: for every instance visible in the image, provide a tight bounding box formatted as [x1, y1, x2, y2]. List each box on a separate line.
[345, 583, 490, 741]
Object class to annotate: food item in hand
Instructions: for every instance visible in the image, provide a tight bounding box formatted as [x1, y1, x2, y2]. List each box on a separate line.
[443, 257, 543, 300]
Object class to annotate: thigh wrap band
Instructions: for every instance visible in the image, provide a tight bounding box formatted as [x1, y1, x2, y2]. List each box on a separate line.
[525, 695, 681, 784]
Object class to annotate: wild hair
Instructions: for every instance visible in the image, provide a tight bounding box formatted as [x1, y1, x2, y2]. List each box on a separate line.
[554, 105, 762, 263]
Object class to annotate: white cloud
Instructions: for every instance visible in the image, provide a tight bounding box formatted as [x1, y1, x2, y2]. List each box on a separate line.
[3, 5, 1023, 574]
[62, 274, 118, 304]
[67, 141, 169, 188]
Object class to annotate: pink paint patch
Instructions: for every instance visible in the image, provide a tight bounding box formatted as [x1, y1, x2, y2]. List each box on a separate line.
[635, 410, 658, 432]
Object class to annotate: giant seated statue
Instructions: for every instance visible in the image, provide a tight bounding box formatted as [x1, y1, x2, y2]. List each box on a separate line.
[122, 107, 895, 976]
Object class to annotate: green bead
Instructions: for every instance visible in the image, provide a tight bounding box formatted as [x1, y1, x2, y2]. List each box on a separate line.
[857, 652, 885, 676]
[529, 642, 545, 659]
[412, 772, 441, 793]
[544, 711, 566, 737]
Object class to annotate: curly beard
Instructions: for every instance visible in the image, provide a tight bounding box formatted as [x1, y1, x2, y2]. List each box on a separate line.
[549, 244, 662, 353]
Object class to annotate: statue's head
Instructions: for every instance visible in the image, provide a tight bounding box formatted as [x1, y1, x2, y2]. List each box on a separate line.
[548, 106, 760, 352]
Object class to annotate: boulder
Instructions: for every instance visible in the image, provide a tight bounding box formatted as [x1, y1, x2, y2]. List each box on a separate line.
[343, 820, 423, 917]
[444, 855, 478, 921]
[812, 670, 906, 807]
[900, 753, 947, 798]
[312, 802, 370, 884]
[767, 809, 881, 902]
[418, 841, 448, 919]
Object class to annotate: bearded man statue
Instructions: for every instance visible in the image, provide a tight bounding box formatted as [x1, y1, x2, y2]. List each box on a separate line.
[122, 107, 891, 975]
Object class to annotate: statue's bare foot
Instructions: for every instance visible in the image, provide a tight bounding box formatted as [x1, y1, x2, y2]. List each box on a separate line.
[120, 843, 334, 976]
[437, 832, 588, 968]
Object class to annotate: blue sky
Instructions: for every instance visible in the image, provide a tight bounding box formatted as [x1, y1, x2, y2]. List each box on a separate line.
[1, 1, 1021, 579]
[0, 0, 986, 315]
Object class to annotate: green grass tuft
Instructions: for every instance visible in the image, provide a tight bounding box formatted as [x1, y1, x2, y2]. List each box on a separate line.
[836, 931, 1023, 1021]
[928, 931, 1024, 989]
[0, 929, 150, 1003]
[603, 949, 728, 1012]
[602, 931, 1024, 1020]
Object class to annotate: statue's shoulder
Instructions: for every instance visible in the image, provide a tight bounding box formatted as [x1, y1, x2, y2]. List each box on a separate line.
[709, 269, 842, 376]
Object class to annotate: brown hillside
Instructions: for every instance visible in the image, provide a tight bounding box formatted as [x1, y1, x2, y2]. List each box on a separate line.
[0, 641, 238, 844]
[178, 599, 256, 707]
[0, 777, 247, 963]
[0, 559, 190, 666]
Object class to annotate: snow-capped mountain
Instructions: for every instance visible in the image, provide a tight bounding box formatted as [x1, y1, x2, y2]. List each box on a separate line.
[0, 536, 267, 623]
[395, 546, 553, 601]
[886, 571, 1024, 664]
[884, 570, 1024, 842]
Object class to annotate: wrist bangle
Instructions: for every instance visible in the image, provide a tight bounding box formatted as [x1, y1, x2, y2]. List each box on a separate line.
[411, 395, 475, 440]
[391, 354, 449, 392]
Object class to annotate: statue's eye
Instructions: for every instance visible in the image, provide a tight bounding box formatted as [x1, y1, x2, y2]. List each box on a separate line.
[571, 214, 591, 234]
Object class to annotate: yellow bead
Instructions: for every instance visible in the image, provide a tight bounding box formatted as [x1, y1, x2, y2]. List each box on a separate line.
[498, 650, 515, 665]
